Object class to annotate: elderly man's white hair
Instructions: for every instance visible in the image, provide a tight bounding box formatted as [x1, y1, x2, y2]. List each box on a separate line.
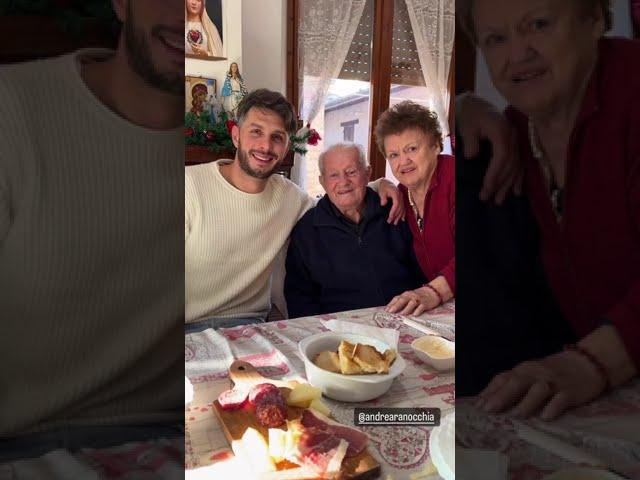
[318, 143, 369, 175]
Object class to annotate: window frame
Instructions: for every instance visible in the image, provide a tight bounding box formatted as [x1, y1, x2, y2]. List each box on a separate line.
[287, 0, 455, 179]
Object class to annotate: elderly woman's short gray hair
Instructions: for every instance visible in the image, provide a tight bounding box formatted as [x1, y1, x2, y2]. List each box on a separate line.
[457, 0, 612, 43]
[318, 143, 369, 175]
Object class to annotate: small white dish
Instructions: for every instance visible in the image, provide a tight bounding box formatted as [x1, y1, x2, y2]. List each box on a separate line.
[429, 410, 455, 480]
[298, 332, 406, 402]
[411, 335, 455, 371]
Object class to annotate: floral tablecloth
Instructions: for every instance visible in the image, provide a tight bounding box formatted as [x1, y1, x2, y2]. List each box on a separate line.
[184, 303, 456, 480]
[456, 381, 640, 479]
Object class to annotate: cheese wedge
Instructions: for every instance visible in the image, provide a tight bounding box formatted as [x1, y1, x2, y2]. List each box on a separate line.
[308, 398, 331, 417]
[241, 427, 276, 473]
[287, 383, 322, 408]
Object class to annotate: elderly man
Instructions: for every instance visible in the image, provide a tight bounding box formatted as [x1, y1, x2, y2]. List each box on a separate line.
[284, 143, 425, 318]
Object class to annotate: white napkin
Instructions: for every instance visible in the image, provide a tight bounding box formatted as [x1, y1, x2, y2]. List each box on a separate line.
[324, 320, 399, 350]
[185, 376, 194, 406]
[7, 449, 100, 480]
[456, 448, 509, 480]
[515, 421, 607, 467]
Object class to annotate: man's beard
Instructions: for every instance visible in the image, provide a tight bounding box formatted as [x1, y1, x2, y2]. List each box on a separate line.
[124, 3, 183, 95]
[237, 143, 282, 179]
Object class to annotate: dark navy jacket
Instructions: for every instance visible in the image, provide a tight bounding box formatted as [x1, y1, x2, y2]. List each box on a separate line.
[284, 188, 425, 318]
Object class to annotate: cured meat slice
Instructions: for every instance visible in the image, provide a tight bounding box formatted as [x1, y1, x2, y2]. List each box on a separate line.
[295, 430, 348, 479]
[301, 409, 368, 457]
[248, 383, 285, 407]
[217, 387, 249, 410]
[255, 401, 287, 428]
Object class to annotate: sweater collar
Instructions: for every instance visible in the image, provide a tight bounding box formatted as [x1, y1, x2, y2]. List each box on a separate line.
[313, 188, 381, 228]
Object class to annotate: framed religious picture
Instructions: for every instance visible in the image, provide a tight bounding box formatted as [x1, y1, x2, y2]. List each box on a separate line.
[185, 75, 217, 116]
[185, 0, 225, 60]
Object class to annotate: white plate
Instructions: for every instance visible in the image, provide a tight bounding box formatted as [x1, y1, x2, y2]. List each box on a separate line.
[429, 410, 455, 480]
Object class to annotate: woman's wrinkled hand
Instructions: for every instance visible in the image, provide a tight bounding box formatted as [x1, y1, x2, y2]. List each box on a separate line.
[456, 93, 523, 204]
[378, 178, 405, 225]
[476, 350, 607, 421]
[385, 286, 440, 316]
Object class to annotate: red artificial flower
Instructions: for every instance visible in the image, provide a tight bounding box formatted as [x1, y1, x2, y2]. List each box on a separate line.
[226, 120, 237, 135]
[204, 131, 216, 142]
[308, 129, 322, 146]
[185, 127, 194, 137]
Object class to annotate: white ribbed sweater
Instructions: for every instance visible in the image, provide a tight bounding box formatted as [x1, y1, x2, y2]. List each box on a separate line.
[0, 50, 184, 436]
[185, 161, 313, 322]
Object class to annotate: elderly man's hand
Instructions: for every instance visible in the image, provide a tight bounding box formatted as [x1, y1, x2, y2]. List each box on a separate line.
[384, 286, 440, 316]
[377, 178, 405, 224]
[476, 350, 607, 421]
[456, 93, 523, 204]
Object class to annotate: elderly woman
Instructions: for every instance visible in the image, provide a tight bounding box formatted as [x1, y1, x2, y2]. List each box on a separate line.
[284, 143, 425, 318]
[185, 0, 223, 57]
[457, 0, 639, 419]
[375, 101, 455, 316]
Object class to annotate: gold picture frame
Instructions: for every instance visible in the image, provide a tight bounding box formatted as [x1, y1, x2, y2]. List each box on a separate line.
[185, 75, 217, 115]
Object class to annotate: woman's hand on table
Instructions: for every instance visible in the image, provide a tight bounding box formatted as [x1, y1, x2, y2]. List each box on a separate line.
[456, 92, 523, 204]
[476, 350, 607, 421]
[385, 286, 439, 316]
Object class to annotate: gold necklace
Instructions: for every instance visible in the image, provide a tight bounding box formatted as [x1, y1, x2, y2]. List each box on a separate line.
[528, 117, 564, 222]
[407, 190, 424, 232]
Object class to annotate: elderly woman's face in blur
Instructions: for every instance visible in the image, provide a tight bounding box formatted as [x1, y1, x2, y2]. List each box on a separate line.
[384, 128, 440, 191]
[473, 0, 604, 116]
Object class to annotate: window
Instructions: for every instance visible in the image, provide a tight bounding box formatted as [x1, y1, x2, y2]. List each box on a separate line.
[288, 0, 453, 195]
[341, 120, 359, 142]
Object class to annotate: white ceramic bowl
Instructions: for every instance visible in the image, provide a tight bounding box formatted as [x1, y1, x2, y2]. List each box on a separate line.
[411, 335, 455, 371]
[429, 410, 455, 480]
[298, 332, 406, 402]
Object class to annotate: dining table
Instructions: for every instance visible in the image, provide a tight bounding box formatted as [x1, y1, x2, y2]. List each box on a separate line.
[185, 300, 640, 480]
[184, 302, 457, 480]
[455, 379, 640, 479]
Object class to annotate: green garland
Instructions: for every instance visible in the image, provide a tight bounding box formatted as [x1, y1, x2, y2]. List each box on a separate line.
[185, 111, 235, 153]
[185, 111, 321, 155]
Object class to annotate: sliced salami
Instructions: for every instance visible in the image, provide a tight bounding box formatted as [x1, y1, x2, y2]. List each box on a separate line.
[248, 383, 285, 407]
[217, 387, 249, 410]
[255, 401, 287, 427]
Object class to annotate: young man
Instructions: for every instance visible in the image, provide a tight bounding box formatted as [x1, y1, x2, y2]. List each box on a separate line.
[0, 0, 183, 457]
[185, 90, 403, 330]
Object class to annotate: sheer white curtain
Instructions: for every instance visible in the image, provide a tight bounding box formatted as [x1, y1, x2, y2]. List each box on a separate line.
[293, 0, 366, 188]
[405, 0, 455, 136]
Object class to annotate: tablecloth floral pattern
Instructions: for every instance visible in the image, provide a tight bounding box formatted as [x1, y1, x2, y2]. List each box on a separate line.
[184, 304, 456, 479]
[456, 382, 640, 480]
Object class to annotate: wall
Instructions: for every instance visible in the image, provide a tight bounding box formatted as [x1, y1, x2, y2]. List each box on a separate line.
[474, 1, 634, 107]
[241, 0, 288, 94]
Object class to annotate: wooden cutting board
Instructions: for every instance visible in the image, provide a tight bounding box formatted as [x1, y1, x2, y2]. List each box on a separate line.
[213, 360, 381, 480]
